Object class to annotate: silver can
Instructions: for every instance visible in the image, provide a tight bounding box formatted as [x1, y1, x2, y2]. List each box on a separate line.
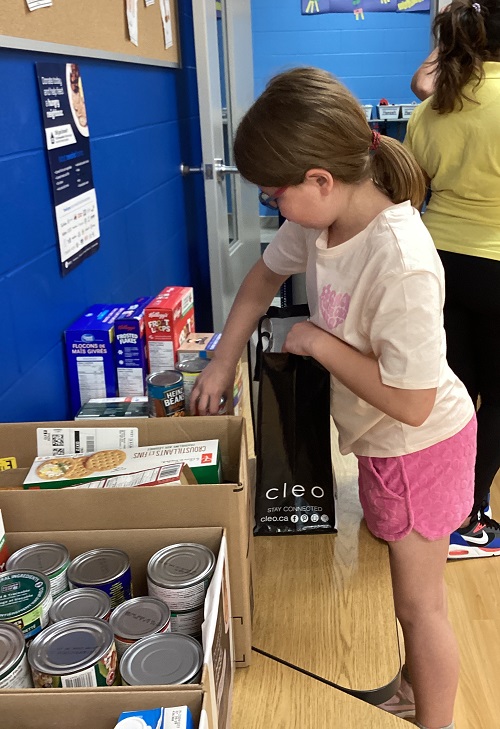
[120, 633, 203, 686]
[109, 596, 171, 658]
[147, 543, 215, 636]
[0, 623, 34, 689]
[28, 617, 119, 688]
[175, 358, 209, 414]
[0, 570, 52, 643]
[6, 543, 70, 599]
[49, 587, 112, 624]
[67, 548, 132, 609]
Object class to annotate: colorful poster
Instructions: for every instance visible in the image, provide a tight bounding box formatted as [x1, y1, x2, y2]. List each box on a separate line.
[36, 63, 100, 275]
[302, 0, 429, 14]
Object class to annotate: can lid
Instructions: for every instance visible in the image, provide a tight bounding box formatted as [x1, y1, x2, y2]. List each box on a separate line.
[0, 570, 51, 620]
[28, 617, 115, 675]
[0, 623, 26, 677]
[67, 549, 130, 586]
[147, 543, 215, 589]
[109, 597, 170, 640]
[6, 543, 70, 577]
[120, 633, 203, 686]
[147, 371, 183, 387]
[49, 588, 111, 623]
[176, 358, 209, 374]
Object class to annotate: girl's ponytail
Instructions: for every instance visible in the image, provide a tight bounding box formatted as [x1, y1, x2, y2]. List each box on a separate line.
[371, 135, 426, 209]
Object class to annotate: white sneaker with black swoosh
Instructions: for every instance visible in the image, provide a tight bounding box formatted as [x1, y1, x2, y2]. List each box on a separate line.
[448, 514, 500, 560]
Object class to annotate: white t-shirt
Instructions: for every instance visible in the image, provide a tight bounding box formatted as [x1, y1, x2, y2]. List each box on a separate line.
[263, 201, 474, 457]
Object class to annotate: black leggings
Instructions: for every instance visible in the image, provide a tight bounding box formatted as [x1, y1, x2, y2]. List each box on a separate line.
[439, 250, 500, 515]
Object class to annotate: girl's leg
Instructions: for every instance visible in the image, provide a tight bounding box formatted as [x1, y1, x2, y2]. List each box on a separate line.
[388, 529, 457, 729]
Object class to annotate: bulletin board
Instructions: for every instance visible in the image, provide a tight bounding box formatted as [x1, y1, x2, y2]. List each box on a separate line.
[0, 0, 180, 68]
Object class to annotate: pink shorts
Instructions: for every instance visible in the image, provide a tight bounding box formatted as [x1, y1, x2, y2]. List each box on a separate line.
[357, 416, 476, 542]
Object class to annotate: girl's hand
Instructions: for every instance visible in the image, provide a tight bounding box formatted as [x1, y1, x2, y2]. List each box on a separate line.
[190, 359, 235, 415]
[282, 321, 325, 358]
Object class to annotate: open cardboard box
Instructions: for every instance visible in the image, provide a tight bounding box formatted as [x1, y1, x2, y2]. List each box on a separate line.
[0, 417, 253, 667]
[1, 525, 232, 729]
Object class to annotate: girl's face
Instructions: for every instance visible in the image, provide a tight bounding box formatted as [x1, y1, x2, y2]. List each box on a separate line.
[260, 172, 341, 229]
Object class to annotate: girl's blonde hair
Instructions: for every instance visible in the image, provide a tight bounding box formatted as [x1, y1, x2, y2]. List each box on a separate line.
[234, 67, 426, 208]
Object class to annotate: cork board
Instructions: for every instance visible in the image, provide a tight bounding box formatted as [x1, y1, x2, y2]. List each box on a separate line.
[0, 0, 180, 68]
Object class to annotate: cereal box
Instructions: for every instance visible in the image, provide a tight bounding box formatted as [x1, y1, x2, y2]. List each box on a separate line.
[145, 287, 195, 372]
[114, 296, 155, 397]
[177, 333, 221, 363]
[115, 707, 194, 729]
[65, 304, 127, 416]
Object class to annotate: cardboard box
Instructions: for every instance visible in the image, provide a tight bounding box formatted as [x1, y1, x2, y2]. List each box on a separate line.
[1, 524, 232, 729]
[65, 304, 128, 416]
[115, 296, 155, 397]
[0, 416, 253, 667]
[145, 287, 195, 373]
[0, 509, 7, 570]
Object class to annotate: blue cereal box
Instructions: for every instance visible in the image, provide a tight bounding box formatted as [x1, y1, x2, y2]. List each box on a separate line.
[65, 304, 127, 416]
[114, 706, 194, 729]
[114, 296, 155, 397]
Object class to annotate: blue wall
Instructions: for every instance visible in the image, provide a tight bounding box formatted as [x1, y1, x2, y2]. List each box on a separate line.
[0, 4, 210, 423]
[251, 0, 430, 105]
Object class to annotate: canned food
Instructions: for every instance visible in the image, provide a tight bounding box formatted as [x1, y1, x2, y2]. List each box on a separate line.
[109, 596, 171, 658]
[28, 617, 118, 688]
[120, 633, 203, 686]
[147, 543, 215, 636]
[67, 549, 132, 609]
[0, 623, 34, 689]
[6, 543, 70, 599]
[49, 587, 112, 624]
[175, 358, 209, 414]
[147, 371, 185, 417]
[0, 570, 52, 643]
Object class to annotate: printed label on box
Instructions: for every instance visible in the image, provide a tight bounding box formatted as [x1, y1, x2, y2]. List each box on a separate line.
[36, 428, 139, 456]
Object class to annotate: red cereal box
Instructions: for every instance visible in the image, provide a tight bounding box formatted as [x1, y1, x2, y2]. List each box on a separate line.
[145, 287, 195, 373]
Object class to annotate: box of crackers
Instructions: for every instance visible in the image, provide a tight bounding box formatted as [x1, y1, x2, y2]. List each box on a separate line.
[22, 440, 221, 489]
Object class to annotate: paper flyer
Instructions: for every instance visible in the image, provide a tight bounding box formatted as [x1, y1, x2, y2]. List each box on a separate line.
[145, 0, 155, 5]
[126, 0, 139, 46]
[36, 63, 100, 275]
[26, 0, 52, 10]
[159, 0, 173, 49]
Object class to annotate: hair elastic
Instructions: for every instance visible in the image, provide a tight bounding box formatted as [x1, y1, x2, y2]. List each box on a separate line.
[369, 130, 381, 152]
[472, 2, 481, 11]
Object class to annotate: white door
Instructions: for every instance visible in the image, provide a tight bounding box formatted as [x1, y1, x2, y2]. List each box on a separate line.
[192, 0, 261, 331]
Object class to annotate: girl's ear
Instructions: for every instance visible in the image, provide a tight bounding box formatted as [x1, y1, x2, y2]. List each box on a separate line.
[304, 168, 335, 194]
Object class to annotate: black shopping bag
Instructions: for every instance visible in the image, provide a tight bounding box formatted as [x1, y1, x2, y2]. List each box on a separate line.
[254, 350, 337, 536]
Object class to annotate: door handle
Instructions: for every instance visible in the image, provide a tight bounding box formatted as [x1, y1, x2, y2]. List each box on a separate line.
[214, 158, 239, 181]
[180, 163, 214, 180]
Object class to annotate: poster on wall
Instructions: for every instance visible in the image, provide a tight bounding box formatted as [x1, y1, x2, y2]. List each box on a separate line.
[36, 62, 100, 276]
[302, 0, 429, 15]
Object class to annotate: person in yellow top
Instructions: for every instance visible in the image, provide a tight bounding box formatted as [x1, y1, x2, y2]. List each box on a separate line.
[405, 0, 500, 559]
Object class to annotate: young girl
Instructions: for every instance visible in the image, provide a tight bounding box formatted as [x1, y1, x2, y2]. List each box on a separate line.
[191, 67, 475, 729]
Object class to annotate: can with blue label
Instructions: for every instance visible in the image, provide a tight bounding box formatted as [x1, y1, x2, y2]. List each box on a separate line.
[147, 371, 185, 417]
[0, 570, 52, 643]
[67, 549, 132, 609]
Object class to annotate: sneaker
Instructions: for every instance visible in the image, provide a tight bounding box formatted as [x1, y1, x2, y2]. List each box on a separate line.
[448, 514, 500, 559]
[480, 493, 492, 520]
[377, 675, 415, 719]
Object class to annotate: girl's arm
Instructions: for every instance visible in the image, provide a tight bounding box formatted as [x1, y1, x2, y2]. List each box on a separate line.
[284, 322, 437, 427]
[191, 257, 288, 414]
[411, 48, 439, 102]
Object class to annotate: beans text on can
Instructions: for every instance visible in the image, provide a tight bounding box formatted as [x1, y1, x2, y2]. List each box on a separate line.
[0, 623, 34, 689]
[28, 617, 119, 688]
[109, 596, 171, 658]
[0, 570, 52, 643]
[67, 549, 132, 609]
[147, 543, 215, 636]
[147, 371, 185, 417]
[6, 543, 70, 600]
